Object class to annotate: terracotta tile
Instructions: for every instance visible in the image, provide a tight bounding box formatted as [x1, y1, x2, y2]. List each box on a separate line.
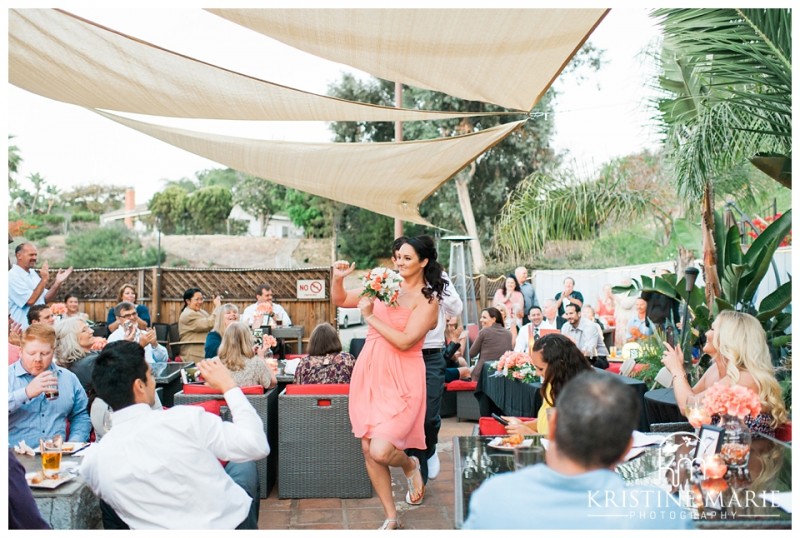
[295, 509, 344, 525]
[293, 523, 343, 530]
[345, 507, 387, 523]
[259, 510, 290, 529]
[296, 497, 343, 509]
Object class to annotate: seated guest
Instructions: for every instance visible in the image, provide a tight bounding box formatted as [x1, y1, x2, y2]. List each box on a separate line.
[107, 302, 168, 364]
[294, 322, 356, 384]
[443, 316, 471, 382]
[8, 449, 50, 529]
[561, 303, 609, 369]
[178, 288, 221, 363]
[205, 303, 241, 359]
[662, 310, 788, 436]
[464, 372, 693, 530]
[8, 316, 23, 364]
[80, 341, 269, 529]
[216, 322, 276, 390]
[8, 324, 90, 448]
[107, 283, 151, 333]
[241, 283, 292, 328]
[626, 297, 653, 342]
[470, 307, 513, 416]
[55, 317, 101, 395]
[26, 304, 54, 326]
[582, 305, 604, 330]
[503, 334, 592, 436]
[64, 293, 89, 321]
[513, 306, 547, 353]
[540, 298, 560, 330]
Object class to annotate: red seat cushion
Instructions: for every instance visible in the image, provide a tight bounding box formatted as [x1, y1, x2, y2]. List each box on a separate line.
[284, 354, 308, 360]
[186, 400, 224, 415]
[182, 384, 264, 395]
[446, 380, 478, 391]
[284, 383, 350, 395]
[478, 416, 534, 435]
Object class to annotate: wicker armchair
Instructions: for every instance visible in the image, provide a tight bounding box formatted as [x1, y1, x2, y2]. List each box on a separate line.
[278, 385, 371, 498]
[650, 421, 693, 433]
[173, 387, 278, 498]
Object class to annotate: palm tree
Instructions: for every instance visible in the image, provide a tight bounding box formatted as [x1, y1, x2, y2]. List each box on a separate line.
[652, 8, 791, 308]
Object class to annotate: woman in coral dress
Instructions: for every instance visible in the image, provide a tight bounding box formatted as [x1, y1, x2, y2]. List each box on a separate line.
[332, 236, 444, 530]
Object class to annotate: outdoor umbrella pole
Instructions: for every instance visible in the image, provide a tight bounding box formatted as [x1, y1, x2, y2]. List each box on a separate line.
[679, 267, 700, 372]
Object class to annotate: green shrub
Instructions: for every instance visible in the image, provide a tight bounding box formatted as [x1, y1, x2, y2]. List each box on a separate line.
[64, 226, 164, 268]
[70, 211, 100, 223]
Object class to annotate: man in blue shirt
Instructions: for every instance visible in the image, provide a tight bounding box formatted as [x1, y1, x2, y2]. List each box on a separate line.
[8, 242, 72, 328]
[464, 372, 693, 530]
[8, 324, 91, 448]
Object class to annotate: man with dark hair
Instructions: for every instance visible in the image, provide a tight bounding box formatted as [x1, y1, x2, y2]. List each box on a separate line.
[241, 283, 292, 328]
[26, 304, 54, 326]
[464, 372, 693, 529]
[513, 306, 546, 353]
[393, 235, 462, 482]
[8, 242, 73, 327]
[561, 303, 609, 369]
[80, 341, 268, 529]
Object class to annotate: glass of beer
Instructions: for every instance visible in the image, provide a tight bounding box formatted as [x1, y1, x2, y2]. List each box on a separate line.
[40, 437, 63, 478]
[274, 312, 283, 326]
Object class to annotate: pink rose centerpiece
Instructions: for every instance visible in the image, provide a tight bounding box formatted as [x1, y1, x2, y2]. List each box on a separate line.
[360, 267, 403, 307]
[49, 302, 67, 317]
[495, 350, 537, 384]
[262, 335, 278, 349]
[703, 383, 761, 469]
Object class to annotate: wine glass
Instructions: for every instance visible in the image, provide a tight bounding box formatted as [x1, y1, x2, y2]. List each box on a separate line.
[685, 394, 711, 431]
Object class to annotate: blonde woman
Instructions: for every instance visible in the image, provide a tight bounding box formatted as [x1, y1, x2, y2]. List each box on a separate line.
[216, 322, 276, 389]
[662, 310, 788, 435]
[205, 303, 240, 359]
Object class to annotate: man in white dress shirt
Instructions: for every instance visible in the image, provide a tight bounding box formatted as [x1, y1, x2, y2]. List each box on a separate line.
[513, 306, 548, 353]
[241, 284, 292, 327]
[80, 341, 268, 529]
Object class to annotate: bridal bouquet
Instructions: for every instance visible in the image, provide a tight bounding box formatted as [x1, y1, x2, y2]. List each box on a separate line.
[361, 267, 403, 307]
[49, 302, 67, 316]
[495, 350, 537, 384]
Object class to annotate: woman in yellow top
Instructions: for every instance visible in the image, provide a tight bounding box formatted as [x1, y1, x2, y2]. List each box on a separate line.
[503, 333, 592, 435]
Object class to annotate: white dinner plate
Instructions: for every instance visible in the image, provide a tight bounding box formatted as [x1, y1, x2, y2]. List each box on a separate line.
[487, 437, 534, 451]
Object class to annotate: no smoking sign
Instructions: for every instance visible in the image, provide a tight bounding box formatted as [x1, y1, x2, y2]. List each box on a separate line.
[296, 279, 326, 299]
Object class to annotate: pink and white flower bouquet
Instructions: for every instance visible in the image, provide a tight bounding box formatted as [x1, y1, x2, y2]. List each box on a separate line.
[49, 302, 67, 316]
[262, 335, 278, 349]
[494, 350, 537, 384]
[361, 267, 403, 307]
[702, 383, 762, 420]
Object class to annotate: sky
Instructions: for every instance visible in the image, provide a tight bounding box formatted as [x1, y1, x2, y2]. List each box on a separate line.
[5, 4, 664, 207]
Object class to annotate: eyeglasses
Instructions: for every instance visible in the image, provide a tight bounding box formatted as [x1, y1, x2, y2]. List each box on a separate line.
[119, 312, 137, 319]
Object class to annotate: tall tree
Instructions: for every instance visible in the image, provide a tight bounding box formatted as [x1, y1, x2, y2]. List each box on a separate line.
[185, 186, 234, 234]
[60, 183, 127, 214]
[232, 175, 286, 237]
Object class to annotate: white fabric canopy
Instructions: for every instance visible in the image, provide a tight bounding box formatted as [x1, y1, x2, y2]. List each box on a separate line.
[94, 110, 525, 226]
[9, 9, 503, 122]
[209, 8, 608, 111]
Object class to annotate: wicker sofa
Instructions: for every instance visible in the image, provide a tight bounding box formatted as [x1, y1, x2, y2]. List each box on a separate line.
[278, 384, 371, 498]
[173, 385, 278, 498]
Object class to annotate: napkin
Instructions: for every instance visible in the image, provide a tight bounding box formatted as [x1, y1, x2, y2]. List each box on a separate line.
[283, 358, 302, 376]
[759, 491, 792, 513]
[632, 430, 666, 447]
[14, 440, 35, 456]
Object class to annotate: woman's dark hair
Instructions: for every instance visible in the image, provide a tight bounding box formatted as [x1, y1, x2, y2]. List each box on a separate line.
[308, 322, 343, 356]
[392, 235, 448, 303]
[483, 307, 504, 327]
[182, 288, 203, 310]
[500, 273, 521, 298]
[92, 341, 149, 411]
[65, 292, 79, 302]
[532, 333, 593, 407]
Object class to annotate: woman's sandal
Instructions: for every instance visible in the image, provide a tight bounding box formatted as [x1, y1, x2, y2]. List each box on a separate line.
[378, 518, 402, 530]
[405, 455, 425, 505]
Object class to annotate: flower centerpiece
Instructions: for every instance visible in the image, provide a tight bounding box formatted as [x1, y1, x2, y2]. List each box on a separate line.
[702, 384, 761, 469]
[494, 351, 537, 384]
[360, 267, 403, 307]
[262, 335, 278, 349]
[49, 302, 67, 319]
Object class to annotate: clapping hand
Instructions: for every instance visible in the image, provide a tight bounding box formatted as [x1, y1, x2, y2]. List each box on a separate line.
[38, 260, 50, 282]
[661, 342, 684, 377]
[198, 357, 236, 394]
[139, 328, 157, 348]
[54, 266, 73, 284]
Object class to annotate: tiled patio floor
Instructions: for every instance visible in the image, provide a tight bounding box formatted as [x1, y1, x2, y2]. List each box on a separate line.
[258, 416, 476, 530]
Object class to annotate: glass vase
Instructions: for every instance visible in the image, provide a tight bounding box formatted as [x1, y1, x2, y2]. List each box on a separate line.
[718, 414, 752, 469]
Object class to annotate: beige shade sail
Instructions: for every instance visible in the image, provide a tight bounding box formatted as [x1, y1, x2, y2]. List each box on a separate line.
[94, 109, 526, 226]
[9, 9, 508, 122]
[209, 8, 608, 112]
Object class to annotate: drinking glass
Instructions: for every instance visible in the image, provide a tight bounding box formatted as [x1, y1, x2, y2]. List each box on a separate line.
[274, 312, 283, 326]
[685, 394, 711, 430]
[513, 445, 544, 471]
[40, 437, 63, 478]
